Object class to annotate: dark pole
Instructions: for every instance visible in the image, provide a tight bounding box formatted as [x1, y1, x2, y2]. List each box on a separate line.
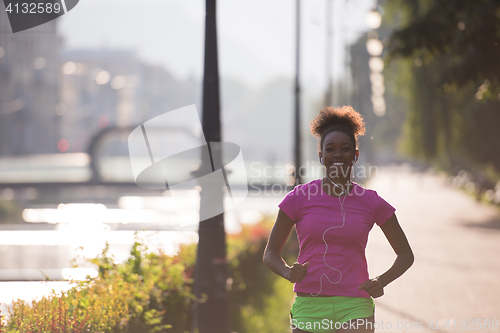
[193, 0, 229, 332]
[294, 0, 302, 186]
[325, 0, 333, 107]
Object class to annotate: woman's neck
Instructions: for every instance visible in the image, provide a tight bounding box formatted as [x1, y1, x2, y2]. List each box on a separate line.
[322, 176, 352, 197]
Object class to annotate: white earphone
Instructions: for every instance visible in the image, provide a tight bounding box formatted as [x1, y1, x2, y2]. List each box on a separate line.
[313, 158, 356, 297]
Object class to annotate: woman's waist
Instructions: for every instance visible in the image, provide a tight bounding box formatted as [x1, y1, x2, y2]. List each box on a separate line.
[295, 291, 371, 299]
[296, 292, 332, 297]
[297, 244, 366, 258]
[295, 256, 368, 269]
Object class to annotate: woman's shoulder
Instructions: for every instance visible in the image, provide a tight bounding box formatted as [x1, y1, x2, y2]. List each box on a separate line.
[288, 179, 322, 197]
[278, 179, 322, 220]
[351, 181, 391, 205]
[350, 182, 379, 200]
[351, 181, 373, 193]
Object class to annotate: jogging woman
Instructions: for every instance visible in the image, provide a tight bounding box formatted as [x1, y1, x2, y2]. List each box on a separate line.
[263, 106, 414, 333]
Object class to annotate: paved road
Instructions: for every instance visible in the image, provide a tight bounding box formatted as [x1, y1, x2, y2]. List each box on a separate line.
[365, 165, 500, 333]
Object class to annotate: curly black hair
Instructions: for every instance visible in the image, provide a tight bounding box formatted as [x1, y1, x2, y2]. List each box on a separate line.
[310, 105, 366, 152]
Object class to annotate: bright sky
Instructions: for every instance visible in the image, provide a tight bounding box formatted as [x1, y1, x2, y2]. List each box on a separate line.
[58, 0, 375, 93]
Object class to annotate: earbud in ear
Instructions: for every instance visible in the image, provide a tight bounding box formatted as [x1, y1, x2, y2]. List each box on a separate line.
[353, 156, 358, 163]
[321, 158, 323, 165]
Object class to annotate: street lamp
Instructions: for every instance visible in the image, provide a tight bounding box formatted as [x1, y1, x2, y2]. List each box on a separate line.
[366, 8, 382, 30]
[365, 7, 385, 117]
[366, 38, 383, 56]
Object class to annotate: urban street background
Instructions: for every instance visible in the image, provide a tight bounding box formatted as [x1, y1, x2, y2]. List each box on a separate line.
[1, 0, 500, 332]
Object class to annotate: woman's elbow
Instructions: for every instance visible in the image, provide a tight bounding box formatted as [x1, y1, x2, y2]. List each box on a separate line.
[406, 250, 415, 267]
[262, 249, 275, 267]
[263, 248, 270, 265]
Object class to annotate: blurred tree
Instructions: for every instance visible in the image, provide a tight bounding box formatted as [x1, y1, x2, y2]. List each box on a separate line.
[381, 0, 500, 181]
[388, 0, 500, 96]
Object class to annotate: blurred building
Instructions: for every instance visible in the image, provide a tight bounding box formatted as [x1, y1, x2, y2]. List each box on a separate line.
[0, 11, 61, 155]
[1, 5, 201, 158]
[59, 49, 200, 154]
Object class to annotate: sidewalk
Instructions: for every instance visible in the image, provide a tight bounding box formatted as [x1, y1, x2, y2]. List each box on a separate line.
[366, 165, 500, 333]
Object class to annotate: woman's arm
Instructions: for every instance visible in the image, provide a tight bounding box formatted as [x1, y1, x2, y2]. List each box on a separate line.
[377, 213, 414, 286]
[263, 209, 309, 282]
[359, 213, 414, 297]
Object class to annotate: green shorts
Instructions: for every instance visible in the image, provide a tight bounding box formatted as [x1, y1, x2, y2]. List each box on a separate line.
[290, 296, 375, 333]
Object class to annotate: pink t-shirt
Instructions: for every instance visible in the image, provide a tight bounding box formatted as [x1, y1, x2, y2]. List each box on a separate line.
[278, 179, 395, 298]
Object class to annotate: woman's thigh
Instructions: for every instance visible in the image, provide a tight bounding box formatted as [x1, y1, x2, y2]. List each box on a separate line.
[293, 328, 311, 333]
[292, 315, 374, 333]
[290, 296, 374, 333]
[336, 315, 375, 333]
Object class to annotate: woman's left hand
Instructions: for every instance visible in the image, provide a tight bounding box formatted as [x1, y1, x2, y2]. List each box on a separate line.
[358, 277, 384, 298]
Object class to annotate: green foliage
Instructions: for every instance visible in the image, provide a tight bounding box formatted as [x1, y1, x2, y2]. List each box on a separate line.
[0, 200, 23, 224]
[228, 215, 298, 333]
[0, 307, 6, 332]
[3, 240, 196, 333]
[5, 276, 128, 332]
[378, 0, 500, 184]
[387, 0, 500, 95]
[98, 241, 196, 333]
[1, 216, 299, 333]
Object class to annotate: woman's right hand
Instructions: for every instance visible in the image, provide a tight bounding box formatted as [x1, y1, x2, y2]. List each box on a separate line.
[286, 262, 309, 283]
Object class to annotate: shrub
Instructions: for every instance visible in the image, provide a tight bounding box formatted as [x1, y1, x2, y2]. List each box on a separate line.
[3, 241, 196, 333]
[1, 215, 298, 333]
[227, 215, 298, 333]
[6, 274, 129, 332]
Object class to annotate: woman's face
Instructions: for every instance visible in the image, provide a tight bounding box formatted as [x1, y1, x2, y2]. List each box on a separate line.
[319, 131, 359, 180]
